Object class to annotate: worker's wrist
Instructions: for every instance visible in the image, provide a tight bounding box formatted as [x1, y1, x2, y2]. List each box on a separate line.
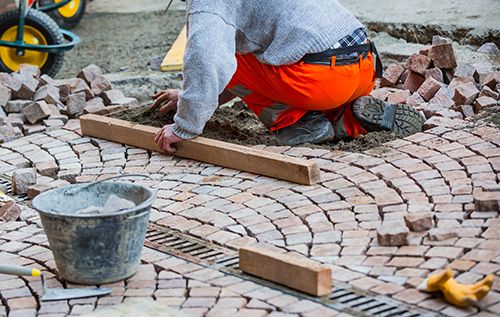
[172, 124, 198, 140]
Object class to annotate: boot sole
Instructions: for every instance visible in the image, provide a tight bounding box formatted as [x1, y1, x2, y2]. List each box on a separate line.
[353, 98, 425, 137]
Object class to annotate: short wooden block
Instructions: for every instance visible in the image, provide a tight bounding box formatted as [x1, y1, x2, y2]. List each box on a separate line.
[239, 246, 332, 296]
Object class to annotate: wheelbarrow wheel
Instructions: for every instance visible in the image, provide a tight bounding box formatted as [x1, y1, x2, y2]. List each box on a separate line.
[38, 0, 86, 30]
[0, 9, 64, 77]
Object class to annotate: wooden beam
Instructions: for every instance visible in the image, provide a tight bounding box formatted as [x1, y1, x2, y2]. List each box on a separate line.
[239, 246, 332, 296]
[79, 114, 321, 185]
[160, 25, 187, 72]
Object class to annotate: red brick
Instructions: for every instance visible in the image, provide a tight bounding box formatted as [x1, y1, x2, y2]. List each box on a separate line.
[404, 71, 426, 93]
[381, 64, 405, 88]
[429, 43, 457, 69]
[417, 77, 441, 101]
[474, 96, 497, 113]
[453, 82, 480, 105]
[387, 90, 411, 104]
[425, 68, 444, 82]
[406, 54, 431, 75]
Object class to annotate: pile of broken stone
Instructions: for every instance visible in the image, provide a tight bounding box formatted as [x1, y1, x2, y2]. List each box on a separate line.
[0, 64, 138, 144]
[373, 37, 499, 128]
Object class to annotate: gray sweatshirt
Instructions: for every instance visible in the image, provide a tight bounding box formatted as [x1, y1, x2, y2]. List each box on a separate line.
[172, 0, 364, 139]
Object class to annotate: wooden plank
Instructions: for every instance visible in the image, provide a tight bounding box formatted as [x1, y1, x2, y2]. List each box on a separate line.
[79, 114, 321, 185]
[239, 246, 332, 296]
[160, 25, 187, 72]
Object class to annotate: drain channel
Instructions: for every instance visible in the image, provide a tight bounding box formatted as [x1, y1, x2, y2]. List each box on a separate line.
[146, 224, 434, 317]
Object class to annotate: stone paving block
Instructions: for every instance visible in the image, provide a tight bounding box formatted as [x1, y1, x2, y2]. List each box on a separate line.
[377, 221, 409, 246]
[380, 64, 405, 88]
[406, 53, 431, 75]
[428, 43, 457, 69]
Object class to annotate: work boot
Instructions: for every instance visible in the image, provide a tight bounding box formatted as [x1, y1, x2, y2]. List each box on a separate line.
[274, 111, 335, 145]
[352, 96, 425, 137]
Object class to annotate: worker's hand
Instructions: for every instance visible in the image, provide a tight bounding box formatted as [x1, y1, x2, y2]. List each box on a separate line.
[154, 124, 183, 154]
[151, 89, 179, 115]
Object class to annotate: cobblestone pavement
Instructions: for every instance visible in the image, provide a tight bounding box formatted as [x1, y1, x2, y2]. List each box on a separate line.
[0, 119, 499, 317]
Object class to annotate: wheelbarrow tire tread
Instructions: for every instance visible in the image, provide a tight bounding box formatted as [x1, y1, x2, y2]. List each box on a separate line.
[0, 9, 64, 77]
[38, 0, 86, 30]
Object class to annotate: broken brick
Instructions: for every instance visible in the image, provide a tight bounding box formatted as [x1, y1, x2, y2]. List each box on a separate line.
[425, 68, 443, 82]
[477, 42, 500, 55]
[454, 63, 476, 78]
[78, 64, 103, 85]
[483, 72, 499, 90]
[429, 89, 454, 109]
[453, 82, 480, 105]
[34, 85, 60, 104]
[406, 92, 425, 107]
[387, 90, 411, 104]
[0, 194, 21, 222]
[4, 100, 33, 113]
[66, 92, 87, 117]
[39, 74, 55, 87]
[101, 89, 125, 105]
[479, 86, 499, 100]
[11, 73, 38, 100]
[406, 54, 432, 75]
[417, 77, 441, 102]
[456, 104, 475, 118]
[377, 221, 409, 246]
[474, 191, 499, 211]
[18, 64, 41, 78]
[22, 101, 53, 124]
[404, 71, 426, 93]
[473, 62, 493, 85]
[432, 36, 452, 45]
[90, 75, 112, 96]
[83, 97, 106, 114]
[428, 43, 457, 69]
[71, 78, 94, 100]
[0, 85, 11, 108]
[474, 96, 497, 113]
[12, 168, 37, 195]
[404, 213, 434, 232]
[380, 64, 405, 88]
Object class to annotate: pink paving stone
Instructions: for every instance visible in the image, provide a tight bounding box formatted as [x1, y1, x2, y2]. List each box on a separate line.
[386, 257, 425, 268]
[441, 305, 478, 317]
[418, 297, 450, 311]
[215, 297, 248, 308]
[420, 257, 449, 270]
[462, 249, 498, 262]
[349, 276, 384, 291]
[371, 283, 405, 295]
[182, 297, 217, 308]
[392, 288, 431, 304]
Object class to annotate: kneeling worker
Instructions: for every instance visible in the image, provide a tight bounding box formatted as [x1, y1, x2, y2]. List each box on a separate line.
[152, 0, 425, 153]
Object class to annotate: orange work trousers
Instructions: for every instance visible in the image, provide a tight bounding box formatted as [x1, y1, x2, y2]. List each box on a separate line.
[226, 52, 376, 138]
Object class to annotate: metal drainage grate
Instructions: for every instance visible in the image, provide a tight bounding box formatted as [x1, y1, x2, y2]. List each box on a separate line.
[0, 176, 29, 202]
[145, 224, 434, 317]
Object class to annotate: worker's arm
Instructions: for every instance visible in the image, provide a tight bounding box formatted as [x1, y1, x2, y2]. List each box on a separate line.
[173, 12, 237, 139]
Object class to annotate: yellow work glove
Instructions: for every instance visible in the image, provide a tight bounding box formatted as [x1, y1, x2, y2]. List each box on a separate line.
[418, 268, 495, 307]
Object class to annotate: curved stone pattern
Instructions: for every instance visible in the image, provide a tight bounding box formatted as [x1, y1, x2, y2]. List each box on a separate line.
[0, 119, 499, 316]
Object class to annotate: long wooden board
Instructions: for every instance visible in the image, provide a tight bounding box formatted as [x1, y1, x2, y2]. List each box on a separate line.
[160, 25, 187, 72]
[239, 246, 332, 296]
[79, 114, 321, 185]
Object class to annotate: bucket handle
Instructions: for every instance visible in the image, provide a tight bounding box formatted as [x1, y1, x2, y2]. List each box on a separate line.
[63, 174, 156, 196]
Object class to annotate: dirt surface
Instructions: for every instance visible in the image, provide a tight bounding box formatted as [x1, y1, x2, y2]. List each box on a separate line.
[58, 11, 185, 78]
[114, 103, 401, 153]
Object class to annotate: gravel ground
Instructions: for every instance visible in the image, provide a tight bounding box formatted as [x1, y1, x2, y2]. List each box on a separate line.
[58, 10, 185, 78]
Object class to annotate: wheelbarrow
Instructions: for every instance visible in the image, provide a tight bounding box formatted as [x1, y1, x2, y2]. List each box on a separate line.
[0, 0, 80, 76]
[36, 0, 87, 29]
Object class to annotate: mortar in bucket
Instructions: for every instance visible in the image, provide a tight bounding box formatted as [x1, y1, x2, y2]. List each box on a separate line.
[32, 175, 156, 285]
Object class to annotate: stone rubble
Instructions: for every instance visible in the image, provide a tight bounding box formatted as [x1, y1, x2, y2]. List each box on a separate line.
[0, 64, 138, 144]
[375, 38, 499, 129]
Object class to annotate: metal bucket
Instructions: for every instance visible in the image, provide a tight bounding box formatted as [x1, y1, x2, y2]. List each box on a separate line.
[32, 180, 156, 285]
